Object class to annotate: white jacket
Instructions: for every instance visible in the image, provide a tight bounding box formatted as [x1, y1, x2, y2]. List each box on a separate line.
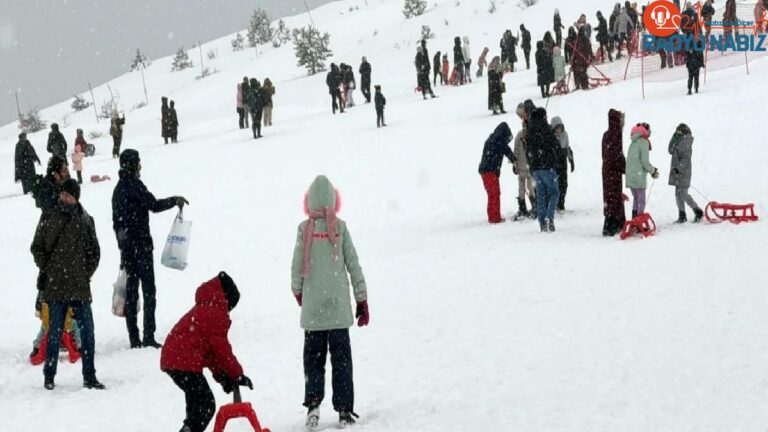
[462, 37, 471, 64]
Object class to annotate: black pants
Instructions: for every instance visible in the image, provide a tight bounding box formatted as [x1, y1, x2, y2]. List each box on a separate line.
[687, 69, 700, 92]
[167, 371, 216, 432]
[251, 109, 263, 138]
[361, 80, 371, 103]
[602, 216, 626, 236]
[540, 84, 550, 98]
[123, 251, 157, 345]
[330, 89, 343, 113]
[599, 42, 613, 61]
[112, 136, 122, 157]
[433, 69, 443, 85]
[376, 109, 385, 127]
[304, 329, 353, 412]
[556, 161, 568, 210]
[419, 75, 434, 98]
[76, 171, 82, 184]
[237, 107, 245, 128]
[524, 49, 531, 69]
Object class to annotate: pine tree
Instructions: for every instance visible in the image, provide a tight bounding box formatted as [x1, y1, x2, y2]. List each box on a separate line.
[247, 8, 273, 46]
[272, 19, 292, 48]
[231, 32, 245, 51]
[403, 0, 427, 18]
[171, 46, 193, 72]
[71, 95, 91, 112]
[292, 26, 333, 75]
[129, 48, 150, 72]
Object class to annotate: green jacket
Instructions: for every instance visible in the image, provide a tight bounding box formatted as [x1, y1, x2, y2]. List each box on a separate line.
[291, 176, 367, 331]
[625, 133, 656, 189]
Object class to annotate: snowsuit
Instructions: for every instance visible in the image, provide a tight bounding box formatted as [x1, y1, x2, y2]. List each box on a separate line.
[668, 129, 701, 213]
[520, 26, 532, 69]
[112, 158, 178, 347]
[513, 123, 536, 212]
[685, 49, 704, 94]
[248, 79, 264, 138]
[359, 60, 372, 103]
[161, 97, 172, 144]
[236, 83, 246, 129]
[15, 137, 40, 194]
[109, 116, 125, 158]
[551, 116, 574, 211]
[326, 65, 343, 114]
[374, 90, 386, 127]
[535, 42, 554, 98]
[602, 109, 627, 236]
[47, 124, 67, 158]
[478, 122, 515, 223]
[526, 108, 561, 227]
[161, 274, 245, 432]
[262, 80, 275, 126]
[291, 176, 368, 412]
[625, 125, 657, 215]
[72, 144, 84, 184]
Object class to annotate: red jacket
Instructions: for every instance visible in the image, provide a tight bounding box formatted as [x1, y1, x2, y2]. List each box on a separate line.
[160, 277, 243, 379]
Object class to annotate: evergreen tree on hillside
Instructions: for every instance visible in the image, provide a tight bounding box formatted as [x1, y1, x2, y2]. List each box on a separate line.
[403, 0, 427, 18]
[292, 26, 333, 75]
[231, 32, 245, 51]
[171, 46, 194, 72]
[272, 19, 292, 48]
[129, 48, 150, 72]
[21, 108, 46, 133]
[71, 94, 91, 112]
[247, 8, 273, 46]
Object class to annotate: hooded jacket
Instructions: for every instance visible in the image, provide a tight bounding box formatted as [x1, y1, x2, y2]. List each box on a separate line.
[478, 122, 515, 176]
[602, 109, 626, 219]
[668, 127, 694, 188]
[15, 137, 40, 182]
[462, 37, 471, 64]
[47, 124, 68, 158]
[552, 47, 567, 82]
[160, 274, 244, 379]
[625, 125, 656, 188]
[551, 116, 574, 171]
[453, 37, 465, 65]
[526, 108, 560, 171]
[291, 176, 367, 331]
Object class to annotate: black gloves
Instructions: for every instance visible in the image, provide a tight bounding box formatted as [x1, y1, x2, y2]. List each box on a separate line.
[237, 375, 254, 390]
[215, 373, 253, 393]
[175, 196, 189, 209]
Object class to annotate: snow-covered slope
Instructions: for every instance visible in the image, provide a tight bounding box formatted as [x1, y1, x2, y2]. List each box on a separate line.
[2, 1, 767, 431]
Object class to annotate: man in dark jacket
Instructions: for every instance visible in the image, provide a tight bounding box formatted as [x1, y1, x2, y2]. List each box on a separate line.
[685, 48, 704, 95]
[520, 24, 532, 69]
[596, 11, 613, 62]
[359, 57, 372, 103]
[415, 46, 436, 99]
[112, 149, 188, 348]
[326, 63, 343, 114]
[31, 179, 103, 390]
[15, 132, 41, 195]
[453, 37, 465, 85]
[110, 113, 126, 158]
[170, 100, 179, 143]
[47, 123, 67, 158]
[526, 108, 561, 232]
[478, 122, 516, 224]
[535, 41, 554, 98]
[161, 97, 172, 144]
[34, 156, 68, 212]
[248, 78, 264, 139]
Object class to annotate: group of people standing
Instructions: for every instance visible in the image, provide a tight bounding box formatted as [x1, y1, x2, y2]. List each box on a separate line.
[161, 97, 179, 144]
[236, 76, 275, 139]
[325, 58, 373, 114]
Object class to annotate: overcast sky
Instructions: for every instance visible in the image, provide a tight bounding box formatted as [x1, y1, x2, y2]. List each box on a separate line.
[0, 0, 334, 125]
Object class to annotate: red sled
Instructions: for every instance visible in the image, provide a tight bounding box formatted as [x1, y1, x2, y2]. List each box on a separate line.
[705, 201, 759, 224]
[90, 175, 111, 183]
[620, 213, 657, 240]
[213, 387, 271, 432]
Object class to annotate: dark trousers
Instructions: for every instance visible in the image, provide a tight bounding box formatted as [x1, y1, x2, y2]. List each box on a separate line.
[167, 371, 216, 432]
[524, 48, 531, 69]
[251, 109, 263, 138]
[433, 69, 444, 85]
[376, 109, 385, 127]
[361, 80, 371, 103]
[330, 90, 343, 113]
[556, 161, 568, 210]
[76, 170, 83, 184]
[112, 136, 122, 157]
[687, 69, 700, 92]
[419, 76, 434, 98]
[123, 252, 157, 344]
[237, 107, 245, 128]
[304, 329, 354, 412]
[45, 301, 96, 381]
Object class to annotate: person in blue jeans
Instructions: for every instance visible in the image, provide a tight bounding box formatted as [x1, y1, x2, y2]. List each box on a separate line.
[525, 108, 561, 232]
[31, 179, 103, 390]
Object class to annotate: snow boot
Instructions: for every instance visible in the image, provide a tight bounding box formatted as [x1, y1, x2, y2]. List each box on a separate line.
[540, 220, 548, 232]
[306, 406, 320, 430]
[528, 194, 537, 219]
[693, 208, 704, 223]
[548, 219, 556, 232]
[83, 377, 106, 390]
[674, 211, 687, 224]
[514, 198, 529, 220]
[44, 376, 54, 390]
[687, 89, 692, 96]
[338, 411, 359, 428]
[631, 210, 638, 219]
[142, 337, 162, 349]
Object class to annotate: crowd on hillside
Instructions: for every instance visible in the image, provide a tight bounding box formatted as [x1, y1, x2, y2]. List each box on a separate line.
[236, 75, 275, 139]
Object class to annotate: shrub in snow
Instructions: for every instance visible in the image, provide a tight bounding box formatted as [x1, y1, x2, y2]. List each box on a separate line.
[206, 48, 217, 60]
[88, 130, 104, 140]
[231, 32, 245, 51]
[403, 0, 427, 18]
[248, 8, 273, 46]
[129, 48, 150, 72]
[421, 25, 435, 40]
[99, 100, 116, 119]
[272, 19, 292, 48]
[519, 0, 538, 8]
[171, 46, 194, 72]
[20, 108, 46, 133]
[71, 95, 91, 112]
[292, 26, 333, 75]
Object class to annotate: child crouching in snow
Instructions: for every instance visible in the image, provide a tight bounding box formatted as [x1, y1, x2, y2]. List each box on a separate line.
[291, 175, 369, 429]
[625, 123, 659, 218]
[160, 272, 253, 432]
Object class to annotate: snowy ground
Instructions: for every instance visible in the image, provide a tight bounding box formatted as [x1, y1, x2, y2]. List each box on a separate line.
[1, 0, 767, 431]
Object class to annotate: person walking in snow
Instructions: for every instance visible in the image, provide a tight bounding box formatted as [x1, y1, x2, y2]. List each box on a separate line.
[47, 123, 67, 159]
[248, 78, 264, 139]
[342, 64, 356, 107]
[551, 116, 574, 211]
[433, 51, 444, 85]
[513, 102, 536, 219]
[453, 37, 466, 85]
[609, 3, 621, 54]
[478, 122, 516, 224]
[31, 178, 103, 390]
[161, 97, 172, 145]
[374, 85, 386, 128]
[602, 109, 627, 236]
[359, 57, 372, 103]
[236, 82, 246, 129]
[327, 64, 344, 114]
[572, 28, 593, 90]
[526, 108, 561, 232]
[416, 46, 436, 99]
[476, 47, 489, 78]
[15, 132, 41, 195]
[564, 26, 577, 64]
[462, 36, 472, 84]
[520, 24, 532, 70]
[596, 11, 613, 62]
[441, 54, 450, 84]
[685, 48, 704, 95]
[487, 56, 505, 115]
[71, 132, 85, 184]
[112, 149, 188, 349]
[536, 41, 554, 98]
[262, 78, 275, 126]
[554, 9, 565, 47]
[501, 30, 518, 72]
[241, 77, 251, 128]
[615, 6, 632, 59]
[625, 123, 659, 218]
[668, 123, 703, 223]
[109, 113, 126, 158]
[161, 272, 254, 432]
[169, 100, 179, 143]
[291, 175, 369, 429]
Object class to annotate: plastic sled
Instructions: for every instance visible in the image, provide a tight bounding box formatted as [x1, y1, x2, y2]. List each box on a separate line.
[90, 175, 111, 183]
[30, 332, 80, 365]
[448, 68, 459, 85]
[705, 201, 759, 224]
[620, 213, 657, 240]
[213, 387, 271, 432]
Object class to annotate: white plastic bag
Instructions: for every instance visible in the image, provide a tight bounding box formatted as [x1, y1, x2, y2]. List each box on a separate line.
[112, 269, 127, 317]
[161, 210, 192, 270]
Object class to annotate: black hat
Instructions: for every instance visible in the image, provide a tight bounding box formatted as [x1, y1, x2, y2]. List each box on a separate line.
[18, 132, 27, 140]
[119, 149, 140, 173]
[218, 271, 240, 311]
[61, 178, 81, 200]
[374, 85, 381, 90]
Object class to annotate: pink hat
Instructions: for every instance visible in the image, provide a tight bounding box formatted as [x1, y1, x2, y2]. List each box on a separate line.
[631, 124, 649, 138]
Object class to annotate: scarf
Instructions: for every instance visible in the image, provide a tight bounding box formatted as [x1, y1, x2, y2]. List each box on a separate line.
[301, 207, 339, 279]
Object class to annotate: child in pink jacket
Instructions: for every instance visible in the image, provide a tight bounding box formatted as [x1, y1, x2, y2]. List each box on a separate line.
[72, 129, 85, 184]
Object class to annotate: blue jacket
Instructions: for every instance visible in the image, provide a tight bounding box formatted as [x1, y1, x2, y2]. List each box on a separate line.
[478, 122, 515, 176]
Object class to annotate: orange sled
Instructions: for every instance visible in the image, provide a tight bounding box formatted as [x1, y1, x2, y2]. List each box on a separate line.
[705, 201, 759, 224]
[213, 387, 271, 432]
[620, 213, 657, 240]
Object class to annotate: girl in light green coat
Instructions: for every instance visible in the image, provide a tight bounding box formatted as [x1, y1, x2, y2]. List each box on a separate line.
[291, 175, 368, 429]
[625, 123, 659, 217]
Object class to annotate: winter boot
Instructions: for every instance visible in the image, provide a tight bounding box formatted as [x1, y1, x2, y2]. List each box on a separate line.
[687, 89, 692, 96]
[338, 411, 359, 428]
[674, 211, 687, 224]
[548, 219, 556, 232]
[44, 376, 55, 390]
[693, 208, 704, 223]
[528, 194, 537, 219]
[631, 210, 638, 219]
[306, 406, 320, 430]
[515, 198, 529, 220]
[30, 334, 47, 365]
[83, 377, 106, 390]
[62, 332, 80, 363]
[142, 336, 162, 349]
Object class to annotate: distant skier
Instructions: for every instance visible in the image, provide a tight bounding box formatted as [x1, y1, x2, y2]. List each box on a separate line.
[161, 97, 172, 144]
[161, 272, 253, 432]
[526, 108, 561, 232]
[520, 24, 532, 69]
[602, 109, 627, 236]
[327, 64, 344, 114]
[478, 122, 516, 223]
[668, 123, 703, 223]
[109, 113, 126, 158]
[291, 175, 369, 429]
[374, 85, 386, 128]
[248, 78, 264, 138]
[169, 100, 179, 143]
[359, 57, 372, 103]
[15, 132, 41, 195]
[47, 123, 67, 159]
[625, 123, 659, 218]
[551, 116, 574, 211]
[262, 78, 275, 126]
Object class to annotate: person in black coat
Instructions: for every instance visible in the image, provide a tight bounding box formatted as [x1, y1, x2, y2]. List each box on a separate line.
[169, 100, 179, 143]
[111, 149, 188, 349]
[453, 37, 465, 85]
[478, 122, 516, 224]
[374, 85, 386, 128]
[433, 51, 443, 85]
[554, 9, 565, 47]
[326, 63, 343, 114]
[487, 57, 505, 115]
[564, 26, 577, 64]
[415, 46, 435, 99]
[15, 132, 41, 195]
[241, 77, 251, 128]
[47, 123, 67, 159]
[34, 156, 68, 212]
[596, 11, 613, 62]
[161, 97, 172, 144]
[526, 108, 561, 232]
[520, 24, 532, 70]
[248, 78, 264, 138]
[359, 57, 372, 103]
[535, 41, 554, 98]
[685, 48, 704, 95]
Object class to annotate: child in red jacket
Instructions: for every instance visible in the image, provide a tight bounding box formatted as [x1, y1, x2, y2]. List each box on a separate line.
[160, 272, 253, 432]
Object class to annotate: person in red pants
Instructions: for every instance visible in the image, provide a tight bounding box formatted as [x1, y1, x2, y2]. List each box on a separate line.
[478, 122, 516, 223]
